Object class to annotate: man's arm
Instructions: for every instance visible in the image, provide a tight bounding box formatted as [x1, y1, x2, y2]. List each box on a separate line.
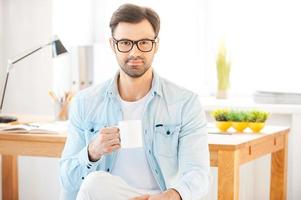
[59, 96, 101, 193]
[131, 94, 209, 200]
[170, 94, 210, 200]
[162, 189, 182, 200]
[60, 95, 121, 198]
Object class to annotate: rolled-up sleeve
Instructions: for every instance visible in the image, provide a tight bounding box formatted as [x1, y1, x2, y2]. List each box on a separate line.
[59, 96, 102, 196]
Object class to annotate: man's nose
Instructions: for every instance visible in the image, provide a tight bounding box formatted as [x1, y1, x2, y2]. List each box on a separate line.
[128, 44, 141, 56]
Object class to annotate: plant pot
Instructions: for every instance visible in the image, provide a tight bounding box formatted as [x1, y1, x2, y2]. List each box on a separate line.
[249, 122, 265, 133]
[215, 121, 232, 132]
[232, 122, 248, 132]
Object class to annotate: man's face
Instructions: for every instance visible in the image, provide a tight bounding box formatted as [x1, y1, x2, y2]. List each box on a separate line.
[110, 19, 158, 78]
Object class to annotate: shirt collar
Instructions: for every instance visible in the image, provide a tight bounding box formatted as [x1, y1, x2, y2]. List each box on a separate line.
[151, 70, 162, 97]
[105, 70, 162, 98]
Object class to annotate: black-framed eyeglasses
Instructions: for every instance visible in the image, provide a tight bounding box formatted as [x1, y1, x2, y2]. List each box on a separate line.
[112, 37, 156, 53]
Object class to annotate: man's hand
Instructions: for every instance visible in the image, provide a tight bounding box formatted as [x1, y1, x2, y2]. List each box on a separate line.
[129, 194, 150, 200]
[88, 127, 120, 162]
[130, 189, 181, 200]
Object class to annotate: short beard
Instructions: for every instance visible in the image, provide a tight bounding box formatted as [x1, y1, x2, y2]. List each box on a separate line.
[120, 57, 151, 78]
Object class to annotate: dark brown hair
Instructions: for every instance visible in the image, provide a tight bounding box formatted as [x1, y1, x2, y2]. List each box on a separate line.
[110, 4, 160, 37]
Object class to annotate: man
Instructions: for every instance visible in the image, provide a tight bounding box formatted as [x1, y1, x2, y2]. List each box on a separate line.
[60, 3, 209, 200]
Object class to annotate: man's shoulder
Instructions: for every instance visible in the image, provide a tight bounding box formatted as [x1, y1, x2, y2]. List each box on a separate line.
[159, 76, 198, 103]
[75, 79, 112, 101]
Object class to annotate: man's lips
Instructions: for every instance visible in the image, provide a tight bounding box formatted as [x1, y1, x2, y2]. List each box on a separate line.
[127, 60, 143, 65]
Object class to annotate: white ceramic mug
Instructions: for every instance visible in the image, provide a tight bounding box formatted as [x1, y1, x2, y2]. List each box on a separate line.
[118, 120, 143, 148]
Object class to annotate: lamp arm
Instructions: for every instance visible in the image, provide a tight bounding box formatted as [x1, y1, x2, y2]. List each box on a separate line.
[7, 41, 53, 71]
[1, 41, 50, 111]
[0, 35, 62, 113]
[1, 38, 53, 111]
[7, 35, 59, 71]
[0, 69, 10, 112]
[10, 46, 43, 65]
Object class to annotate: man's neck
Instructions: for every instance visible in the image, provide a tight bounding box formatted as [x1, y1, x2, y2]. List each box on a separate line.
[118, 68, 153, 102]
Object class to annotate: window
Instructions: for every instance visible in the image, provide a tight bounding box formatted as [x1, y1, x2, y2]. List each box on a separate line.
[206, 0, 301, 95]
[53, 0, 301, 96]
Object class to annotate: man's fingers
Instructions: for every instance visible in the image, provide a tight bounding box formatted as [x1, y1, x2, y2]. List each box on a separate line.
[102, 143, 121, 153]
[101, 127, 119, 134]
[129, 194, 150, 200]
[104, 144, 120, 153]
[111, 144, 121, 150]
[101, 132, 120, 141]
[107, 138, 121, 146]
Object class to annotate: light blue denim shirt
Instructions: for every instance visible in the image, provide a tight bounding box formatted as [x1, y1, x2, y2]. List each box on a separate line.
[60, 72, 210, 200]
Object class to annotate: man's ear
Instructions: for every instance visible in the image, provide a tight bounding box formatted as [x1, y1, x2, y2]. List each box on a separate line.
[109, 38, 116, 53]
[154, 37, 159, 53]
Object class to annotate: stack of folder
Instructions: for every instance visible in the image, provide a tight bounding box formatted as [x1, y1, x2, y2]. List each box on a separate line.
[253, 91, 301, 104]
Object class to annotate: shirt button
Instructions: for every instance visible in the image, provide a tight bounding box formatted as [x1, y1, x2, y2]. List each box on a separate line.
[81, 177, 85, 180]
[87, 166, 91, 169]
[106, 168, 110, 172]
[149, 150, 151, 154]
[166, 130, 171, 135]
[90, 128, 94, 132]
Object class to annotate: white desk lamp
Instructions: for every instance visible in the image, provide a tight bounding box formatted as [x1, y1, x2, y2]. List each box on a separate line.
[0, 36, 68, 123]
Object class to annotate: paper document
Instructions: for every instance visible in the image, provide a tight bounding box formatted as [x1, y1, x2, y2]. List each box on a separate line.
[0, 121, 68, 134]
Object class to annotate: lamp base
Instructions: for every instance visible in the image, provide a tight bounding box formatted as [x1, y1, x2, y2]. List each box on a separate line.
[0, 116, 18, 123]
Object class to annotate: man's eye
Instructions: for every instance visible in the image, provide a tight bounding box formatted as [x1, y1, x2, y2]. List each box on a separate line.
[139, 40, 150, 45]
[119, 41, 132, 46]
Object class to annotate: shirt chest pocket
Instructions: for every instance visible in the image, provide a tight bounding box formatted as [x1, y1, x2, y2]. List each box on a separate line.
[154, 124, 180, 157]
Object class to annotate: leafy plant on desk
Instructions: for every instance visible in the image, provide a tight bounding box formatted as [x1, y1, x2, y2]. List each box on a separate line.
[228, 110, 248, 122]
[228, 110, 249, 132]
[247, 110, 269, 123]
[247, 110, 269, 133]
[211, 109, 230, 121]
[211, 109, 231, 132]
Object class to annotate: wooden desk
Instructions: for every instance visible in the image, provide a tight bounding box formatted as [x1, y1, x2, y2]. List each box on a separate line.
[209, 126, 289, 200]
[0, 133, 66, 200]
[0, 126, 289, 200]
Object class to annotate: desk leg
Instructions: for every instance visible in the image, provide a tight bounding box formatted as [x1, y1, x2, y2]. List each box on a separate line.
[270, 133, 288, 200]
[218, 150, 240, 200]
[2, 155, 19, 200]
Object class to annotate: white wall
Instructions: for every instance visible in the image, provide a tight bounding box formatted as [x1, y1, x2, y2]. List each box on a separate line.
[0, 0, 61, 199]
[0, 0, 4, 197]
[2, 0, 53, 115]
[0, 0, 4, 93]
[205, 0, 301, 95]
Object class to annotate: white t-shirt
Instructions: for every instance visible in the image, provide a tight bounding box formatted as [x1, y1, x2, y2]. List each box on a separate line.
[111, 91, 160, 193]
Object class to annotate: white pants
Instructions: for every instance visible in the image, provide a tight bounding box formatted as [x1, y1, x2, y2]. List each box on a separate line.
[76, 171, 160, 200]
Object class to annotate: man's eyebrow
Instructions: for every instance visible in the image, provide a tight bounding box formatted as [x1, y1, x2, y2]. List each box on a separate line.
[113, 37, 156, 41]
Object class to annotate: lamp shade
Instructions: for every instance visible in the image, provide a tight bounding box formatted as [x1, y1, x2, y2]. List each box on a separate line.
[52, 39, 68, 57]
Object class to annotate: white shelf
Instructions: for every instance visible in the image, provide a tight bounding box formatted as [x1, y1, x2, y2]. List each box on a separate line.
[200, 96, 301, 114]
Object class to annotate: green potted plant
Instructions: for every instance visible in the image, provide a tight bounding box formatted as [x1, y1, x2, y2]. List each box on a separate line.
[216, 42, 231, 99]
[228, 110, 248, 132]
[247, 110, 269, 133]
[211, 109, 231, 132]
